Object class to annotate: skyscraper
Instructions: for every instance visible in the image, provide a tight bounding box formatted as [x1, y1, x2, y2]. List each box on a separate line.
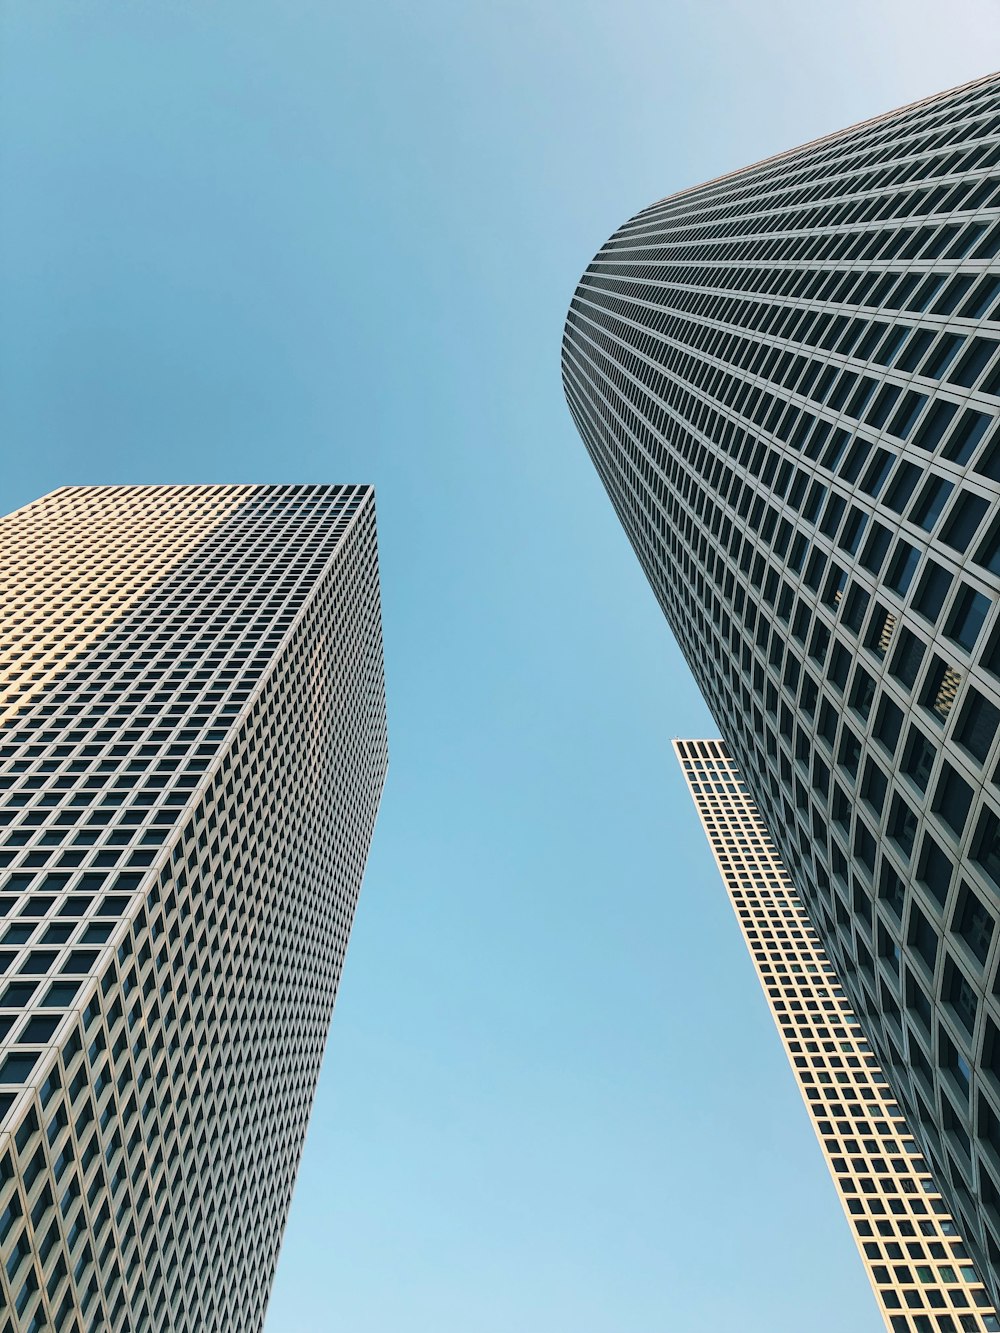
[677, 737, 999, 1332]
[563, 73, 1000, 1296]
[0, 484, 387, 1333]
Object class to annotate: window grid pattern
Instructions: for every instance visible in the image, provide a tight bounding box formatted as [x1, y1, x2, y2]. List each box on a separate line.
[563, 72, 1000, 1299]
[678, 738, 998, 1333]
[0, 485, 388, 1332]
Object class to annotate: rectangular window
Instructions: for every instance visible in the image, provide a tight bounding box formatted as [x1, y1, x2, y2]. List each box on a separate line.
[913, 560, 952, 623]
[973, 805, 1000, 889]
[954, 884, 995, 966]
[956, 688, 1000, 764]
[872, 695, 903, 755]
[933, 762, 974, 837]
[889, 793, 918, 858]
[883, 460, 922, 514]
[890, 628, 925, 689]
[859, 522, 892, 575]
[912, 399, 958, 452]
[941, 491, 989, 553]
[921, 656, 962, 724]
[907, 902, 939, 972]
[903, 726, 937, 793]
[910, 476, 954, 531]
[917, 832, 956, 907]
[946, 584, 991, 652]
[887, 539, 920, 595]
[942, 408, 992, 465]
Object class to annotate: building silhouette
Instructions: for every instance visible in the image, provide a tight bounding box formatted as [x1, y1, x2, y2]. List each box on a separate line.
[677, 737, 999, 1332]
[564, 73, 1000, 1300]
[0, 484, 387, 1332]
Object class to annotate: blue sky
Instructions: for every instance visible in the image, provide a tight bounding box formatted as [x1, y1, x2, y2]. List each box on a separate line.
[2, 4, 999, 1330]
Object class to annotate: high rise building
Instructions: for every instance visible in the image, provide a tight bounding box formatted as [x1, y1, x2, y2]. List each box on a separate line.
[563, 73, 1000, 1297]
[677, 737, 999, 1333]
[0, 484, 388, 1333]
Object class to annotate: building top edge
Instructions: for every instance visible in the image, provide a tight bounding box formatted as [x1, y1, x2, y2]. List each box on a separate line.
[641, 68, 1000, 215]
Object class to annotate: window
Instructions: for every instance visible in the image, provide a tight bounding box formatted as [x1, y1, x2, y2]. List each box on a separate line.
[822, 564, 847, 609]
[912, 399, 958, 452]
[859, 522, 892, 575]
[902, 727, 936, 793]
[954, 884, 995, 966]
[980, 1093, 1000, 1160]
[818, 699, 838, 745]
[921, 657, 961, 724]
[884, 461, 921, 514]
[841, 584, 870, 634]
[973, 805, 1000, 888]
[897, 327, 935, 373]
[854, 820, 877, 874]
[916, 832, 955, 907]
[908, 903, 939, 972]
[983, 1018, 1000, 1087]
[837, 724, 862, 777]
[879, 863, 906, 919]
[859, 448, 894, 497]
[803, 481, 826, 524]
[889, 390, 928, 440]
[839, 439, 869, 483]
[906, 970, 933, 1035]
[872, 695, 903, 754]
[809, 621, 830, 663]
[803, 550, 825, 591]
[864, 603, 896, 659]
[956, 688, 1000, 764]
[832, 782, 851, 829]
[887, 540, 921, 595]
[889, 793, 918, 858]
[942, 407, 992, 465]
[861, 757, 888, 815]
[940, 1028, 971, 1100]
[941, 491, 989, 553]
[922, 334, 963, 380]
[950, 335, 998, 387]
[913, 560, 952, 623]
[946, 584, 991, 652]
[849, 666, 876, 720]
[910, 476, 954, 531]
[829, 642, 851, 690]
[890, 628, 925, 689]
[819, 493, 846, 537]
[944, 958, 978, 1034]
[975, 520, 1000, 577]
[938, 762, 976, 831]
[839, 506, 868, 555]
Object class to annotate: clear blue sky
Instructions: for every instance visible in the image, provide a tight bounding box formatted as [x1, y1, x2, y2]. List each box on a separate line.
[1, 5, 997, 1330]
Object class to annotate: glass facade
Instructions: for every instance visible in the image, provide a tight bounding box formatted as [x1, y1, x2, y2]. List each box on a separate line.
[563, 73, 1000, 1299]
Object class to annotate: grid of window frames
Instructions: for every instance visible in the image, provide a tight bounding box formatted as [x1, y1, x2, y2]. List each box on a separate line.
[0, 485, 388, 1333]
[678, 738, 999, 1333]
[564, 73, 1000, 1300]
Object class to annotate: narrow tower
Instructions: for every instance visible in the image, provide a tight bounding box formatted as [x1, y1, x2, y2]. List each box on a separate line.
[0, 484, 388, 1332]
[677, 737, 998, 1332]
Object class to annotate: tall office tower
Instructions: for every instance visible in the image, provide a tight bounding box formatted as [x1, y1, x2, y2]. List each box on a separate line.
[0, 485, 388, 1333]
[677, 737, 999, 1333]
[563, 73, 1000, 1297]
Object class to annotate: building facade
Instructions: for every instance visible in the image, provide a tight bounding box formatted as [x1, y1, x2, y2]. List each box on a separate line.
[677, 737, 999, 1333]
[563, 74, 1000, 1297]
[0, 484, 388, 1333]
